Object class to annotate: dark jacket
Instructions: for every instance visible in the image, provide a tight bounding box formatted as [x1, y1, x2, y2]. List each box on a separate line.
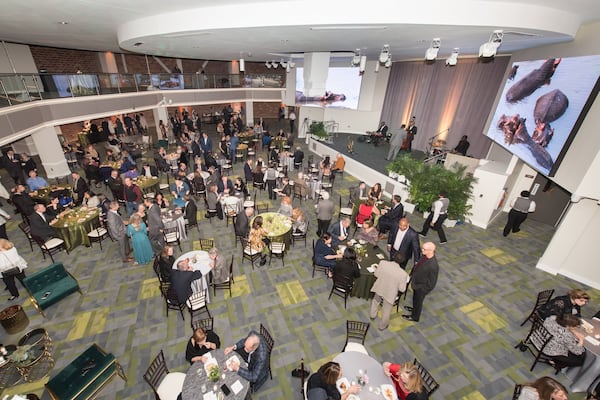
[29, 212, 56, 242]
[411, 256, 439, 293]
[184, 199, 198, 226]
[185, 330, 221, 364]
[171, 269, 204, 304]
[387, 225, 421, 267]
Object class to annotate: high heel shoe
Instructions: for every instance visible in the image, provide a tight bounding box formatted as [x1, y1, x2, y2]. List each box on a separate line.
[8, 295, 18, 301]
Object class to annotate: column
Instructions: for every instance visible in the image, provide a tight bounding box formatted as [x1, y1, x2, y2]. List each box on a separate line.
[303, 52, 330, 97]
[245, 101, 254, 126]
[153, 106, 169, 141]
[30, 126, 70, 179]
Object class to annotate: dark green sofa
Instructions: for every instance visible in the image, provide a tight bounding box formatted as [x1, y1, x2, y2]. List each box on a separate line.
[46, 343, 127, 400]
[22, 262, 82, 317]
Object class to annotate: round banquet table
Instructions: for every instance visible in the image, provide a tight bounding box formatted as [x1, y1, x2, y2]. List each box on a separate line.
[333, 351, 397, 400]
[162, 209, 187, 240]
[221, 195, 242, 215]
[252, 212, 292, 246]
[50, 207, 100, 251]
[337, 241, 387, 300]
[236, 143, 248, 159]
[173, 250, 212, 302]
[30, 187, 71, 204]
[182, 349, 250, 400]
[565, 317, 600, 392]
[135, 176, 159, 194]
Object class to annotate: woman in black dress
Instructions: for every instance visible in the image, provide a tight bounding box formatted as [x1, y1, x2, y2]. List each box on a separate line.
[185, 326, 221, 364]
[307, 361, 360, 400]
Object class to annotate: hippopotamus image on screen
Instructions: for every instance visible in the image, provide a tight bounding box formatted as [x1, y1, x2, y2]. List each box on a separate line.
[505, 58, 561, 103]
[295, 91, 347, 105]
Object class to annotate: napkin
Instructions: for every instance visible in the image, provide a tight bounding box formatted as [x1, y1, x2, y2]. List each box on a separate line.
[203, 392, 217, 400]
[376, 254, 385, 260]
[231, 380, 244, 394]
[367, 266, 376, 273]
[585, 336, 600, 346]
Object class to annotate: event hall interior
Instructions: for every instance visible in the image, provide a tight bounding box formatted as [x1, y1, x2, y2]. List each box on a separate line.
[0, 1, 599, 399]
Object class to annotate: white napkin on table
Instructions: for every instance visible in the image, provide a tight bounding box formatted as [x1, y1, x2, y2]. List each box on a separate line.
[231, 380, 244, 394]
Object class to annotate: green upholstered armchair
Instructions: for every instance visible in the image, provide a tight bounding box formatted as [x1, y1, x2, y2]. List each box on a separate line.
[22, 262, 82, 317]
[46, 343, 127, 400]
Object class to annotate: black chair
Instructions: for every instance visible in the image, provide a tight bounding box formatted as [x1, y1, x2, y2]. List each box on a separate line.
[87, 215, 111, 250]
[520, 289, 555, 326]
[192, 316, 214, 332]
[186, 290, 211, 328]
[163, 225, 182, 252]
[512, 384, 523, 400]
[240, 237, 262, 269]
[343, 320, 369, 354]
[203, 197, 218, 224]
[311, 239, 330, 278]
[18, 222, 35, 252]
[232, 222, 247, 248]
[515, 316, 556, 372]
[223, 201, 238, 227]
[198, 238, 214, 251]
[293, 183, 303, 202]
[291, 221, 308, 248]
[152, 256, 163, 282]
[413, 358, 440, 396]
[211, 255, 234, 297]
[328, 273, 354, 309]
[259, 323, 274, 380]
[160, 283, 185, 320]
[144, 350, 185, 400]
[31, 235, 67, 263]
[268, 240, 286, 266]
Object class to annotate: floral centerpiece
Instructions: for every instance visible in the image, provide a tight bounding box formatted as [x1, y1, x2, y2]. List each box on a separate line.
[208, 365, 220, 382]
[357, 369, 369, 386]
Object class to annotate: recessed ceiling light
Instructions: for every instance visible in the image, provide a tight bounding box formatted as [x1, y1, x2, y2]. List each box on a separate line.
[58, 21, 68, 25]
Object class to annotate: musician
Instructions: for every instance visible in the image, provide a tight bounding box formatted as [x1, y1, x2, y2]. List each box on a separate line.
[368, 121, 388, 147]
[406, 119, 417, 152]
[453, 135, 470, 156]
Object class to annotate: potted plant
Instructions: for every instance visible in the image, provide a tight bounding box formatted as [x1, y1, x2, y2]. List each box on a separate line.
[309, 121, 328, 140]
[386, 155, 476, 222]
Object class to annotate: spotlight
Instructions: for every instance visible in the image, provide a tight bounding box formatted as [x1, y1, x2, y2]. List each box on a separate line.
[359, 55, 367, 73]
[479, 30, 503, 58]
[379, 44, 390, 64]
[445, 48, 459, 66]
[239, 58, 245, 72]
[425, 38, 441, 61]
[289, 61, 296, 68]
[286, 64, 291, 73]
[265, 61, 272, 69]
[374, 61, 380, 73]
[280, 60, 288, 68]
[385, 56, 392, 68]
[271, 61, 279, 69]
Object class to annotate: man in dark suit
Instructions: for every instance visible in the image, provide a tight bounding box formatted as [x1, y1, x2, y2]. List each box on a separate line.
[106, 201, 132, 263]
[376, 195, 404, 237]
[217, 176, 234, 195]
[144, 198, 164, 256]
[224, 330, 270, 392]
[141, 163, 158, 178]
[71, 172, 89, 205]
[403, 242, 439, 322]
[191, 138, 202, 159]
[199, 132, 212, 155]
[183, 195, 198, 227]
[234, 207, 253, 238]
[387, 218, 421, 269]
[2, 149, 24, 184]
[171, 259, 203, 304]
[327, 217, 350, 248]
[292, 146, 304, 169]
[11, 185, 35, 216]
[29, 204, 57, 241]
[107, 170, 124, 201]
[348, 182, 368, 206]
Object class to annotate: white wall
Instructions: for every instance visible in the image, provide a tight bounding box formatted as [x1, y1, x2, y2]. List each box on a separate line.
[0, 42, 37, 73]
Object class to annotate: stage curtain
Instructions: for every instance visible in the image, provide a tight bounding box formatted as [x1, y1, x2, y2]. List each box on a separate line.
[380, 56, 510, 159]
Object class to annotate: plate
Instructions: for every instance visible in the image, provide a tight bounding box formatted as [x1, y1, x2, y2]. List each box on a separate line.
[381, 384, 397, 400]
[226, 355, 240, 371]
[358, 239, 366, 245]
[336, 377, 350, 394]
[347, 395, 360, 400]
[203, 359, 218, 374]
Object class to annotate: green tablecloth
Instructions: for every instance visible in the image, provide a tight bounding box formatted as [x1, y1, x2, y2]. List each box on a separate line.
[51, 207, 100, 251]
[252, 212, 292, 246]
[30, 187, 72, 204]
[344, 242, 388, 299]
[78, 132, 90, 147]
[135, 176, 159, 193]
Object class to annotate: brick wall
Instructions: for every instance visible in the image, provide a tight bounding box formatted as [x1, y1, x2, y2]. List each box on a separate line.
[253, 102, 281, 119]
[30, 45, 102, 73]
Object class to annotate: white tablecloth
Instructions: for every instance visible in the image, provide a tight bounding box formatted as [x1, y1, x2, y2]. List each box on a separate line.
[566, 317, 600, 392]
[162, 211, 188, 240]
[173, 250, 212, 303]
[332, 351, 396, 399]
[221, 195, 242, 215]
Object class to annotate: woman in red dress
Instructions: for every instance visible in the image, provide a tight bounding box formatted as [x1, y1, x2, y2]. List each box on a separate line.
[356, 198, 380, 225]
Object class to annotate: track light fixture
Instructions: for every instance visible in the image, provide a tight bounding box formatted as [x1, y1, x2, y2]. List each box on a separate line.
[385, 55, 392, 68]
[425, 38, 441, 61]
[239, 58, 245, 72]
[379, 44, 390, 64]
[265, 61, 272, 69]
[479, 30, 503, 58]
[351, 49, 361, 67]
[445, 48, 459, 66]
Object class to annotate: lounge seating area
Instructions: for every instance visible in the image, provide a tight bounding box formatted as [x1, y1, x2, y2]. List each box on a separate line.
[22, 262, 82, 317]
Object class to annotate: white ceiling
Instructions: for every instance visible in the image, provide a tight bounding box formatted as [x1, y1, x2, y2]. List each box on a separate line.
[1, 0, 599, 62]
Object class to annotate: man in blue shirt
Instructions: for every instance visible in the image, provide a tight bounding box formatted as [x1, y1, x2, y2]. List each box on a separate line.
[224, 330, 270, 392]
[26, 170, 48, 191]
[229, 132, 239, 163]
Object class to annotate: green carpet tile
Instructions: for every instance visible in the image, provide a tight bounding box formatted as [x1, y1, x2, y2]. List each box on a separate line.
[0, 138, 597, 400]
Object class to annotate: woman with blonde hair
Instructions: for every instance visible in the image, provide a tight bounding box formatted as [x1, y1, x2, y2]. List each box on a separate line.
[0, 239, 28, 301]
[383, 361, 426, 400]
[518, 376, 568, 400]
[126, 214, 153, 265]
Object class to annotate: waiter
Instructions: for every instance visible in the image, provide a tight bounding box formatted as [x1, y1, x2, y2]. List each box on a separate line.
[503, 190, 536, 237]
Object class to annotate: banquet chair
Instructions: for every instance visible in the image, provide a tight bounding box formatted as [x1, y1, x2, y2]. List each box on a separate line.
[203, 197, 218, 224]
[198, 238, 215, 251]
[224, 202, 237, 227]
[520, 289, 555, 326]
[160, 283, 185, 320]
[152, 256, 163, 282]
[392, 289, 407, 312]
[514, 316, 556, 372]
[512, 384, 523, 400]
[291, 220, 308, 248]
[268, 240, 286, 266]
[31, 235, 67, 263]
[87, 216, 111, 250]
[413, 358, 440, 396]
[339, 196, 353, 219]
[186, 290, 211, 326]
[211, 255, 234, 297]
[343, 320, 370, 355]
[144, 349, 186, 400]
[240, 237, 262, 269]
[232, 222, 247, 248]
[18, 222, 35, 252]
[259, 323, 274, 380]
[321, 173, 335, 194]
[311, 240, 330, 278]
[329, 274, 354, 309]
[192, 316, 214, 332]
[163, 226, 182, 252]
[221, 162, 232, 176]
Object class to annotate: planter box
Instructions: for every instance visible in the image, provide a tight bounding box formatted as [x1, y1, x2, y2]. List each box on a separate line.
[402, 202, 416, 214]
[443, 219, 458, 228]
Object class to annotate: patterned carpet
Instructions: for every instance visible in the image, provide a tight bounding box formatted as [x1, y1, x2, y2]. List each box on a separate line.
[0, 137, 598, 400]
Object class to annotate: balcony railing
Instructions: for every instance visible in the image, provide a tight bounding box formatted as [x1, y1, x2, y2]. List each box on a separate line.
[0, 72, 286, 108]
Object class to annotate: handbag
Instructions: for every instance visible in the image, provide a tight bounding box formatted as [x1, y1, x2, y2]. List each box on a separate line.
[2, 267, 21, 278]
